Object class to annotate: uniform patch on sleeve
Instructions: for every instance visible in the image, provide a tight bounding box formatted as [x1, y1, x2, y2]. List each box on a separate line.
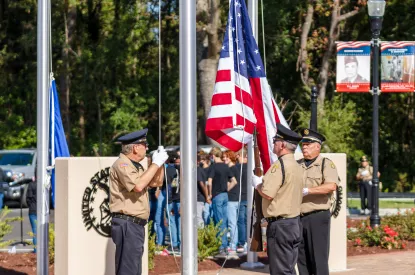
[271, 163, 280, 173]
[119, 163, 129, 168]
[330, 162, 336, 169]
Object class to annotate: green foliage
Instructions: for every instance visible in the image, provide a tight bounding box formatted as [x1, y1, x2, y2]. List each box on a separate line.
[394, 173, 412, 192]
[148, 221, 157, 270]
[382, 209, 415, 241]
[49, 223, 55, 264]
[197, 220, 224, 262]
[348, 210, 415, 250]
[0, 207, 21, 248]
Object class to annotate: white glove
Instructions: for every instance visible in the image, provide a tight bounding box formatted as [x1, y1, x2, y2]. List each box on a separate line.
[152, 148, 168, 167]
[302, 188, 309, 196]
[361, 170, 369, 176]
[252, 174, 263, 189]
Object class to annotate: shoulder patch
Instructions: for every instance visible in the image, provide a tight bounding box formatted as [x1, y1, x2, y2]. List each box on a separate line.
[119, 163, 129, 168]
[271, 163, 280, 173]
[329, 160, 336, 169]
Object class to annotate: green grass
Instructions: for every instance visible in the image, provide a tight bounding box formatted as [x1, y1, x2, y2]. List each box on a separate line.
[347, 199, 415, 209]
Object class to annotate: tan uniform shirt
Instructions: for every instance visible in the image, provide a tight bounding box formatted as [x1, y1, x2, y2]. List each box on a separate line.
[299, 155, 339, 214]
[261, 154, 304, 218]
[356, 166, 373, 182]
[109, 153, 150, 219]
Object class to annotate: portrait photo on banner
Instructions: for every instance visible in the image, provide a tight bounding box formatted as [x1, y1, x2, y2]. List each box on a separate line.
[336, 55, 370, 84]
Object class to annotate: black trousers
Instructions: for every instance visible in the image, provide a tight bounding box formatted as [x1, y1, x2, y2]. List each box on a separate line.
[360, 181, 372, 210]
[266, 216, 301, 275]
[111, 217, 145, 275]
[297, 210, 330, 275]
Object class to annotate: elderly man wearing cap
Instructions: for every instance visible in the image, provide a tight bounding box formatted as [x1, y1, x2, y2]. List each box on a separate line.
[109, 128, 168, 275]
[341, 56, 368, 83]
[297, 128, 339, 275]
[356, 156, 380, 215]
[252, 123, 303, 275]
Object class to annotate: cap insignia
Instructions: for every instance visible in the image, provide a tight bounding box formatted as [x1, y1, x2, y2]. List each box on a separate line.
[304, 129, 309, 135]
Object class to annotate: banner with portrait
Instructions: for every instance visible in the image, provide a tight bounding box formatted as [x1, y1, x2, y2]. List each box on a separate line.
[381, 42, 415, 92]
[336, 42, 371, 92]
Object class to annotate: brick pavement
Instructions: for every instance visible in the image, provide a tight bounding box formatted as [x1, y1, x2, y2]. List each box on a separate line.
[167, 251, 415, 275]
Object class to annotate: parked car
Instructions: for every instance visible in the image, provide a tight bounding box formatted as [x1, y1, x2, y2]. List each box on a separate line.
[0, 149, 37, 207]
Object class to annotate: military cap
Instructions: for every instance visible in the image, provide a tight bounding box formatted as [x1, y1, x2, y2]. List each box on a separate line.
[344, 55, 358, 65]
[300, 128, 326, 144]
[273, 123, 302, 145]
[116, 128, 148, 145]
[360, 155, 368, 162]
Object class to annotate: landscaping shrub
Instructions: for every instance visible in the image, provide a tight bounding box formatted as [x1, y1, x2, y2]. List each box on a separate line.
[148, 221, 157, 270]
[197, 220, 223, 262]
[348, 208, 415, 250]
[0, 207, 21, 248]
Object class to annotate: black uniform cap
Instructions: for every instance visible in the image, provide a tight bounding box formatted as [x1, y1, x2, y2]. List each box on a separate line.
[273, 123, 302, 145]
[116, 128, 148, 145]
[360, 155, 368, 162]
[300, 128, 326, 144]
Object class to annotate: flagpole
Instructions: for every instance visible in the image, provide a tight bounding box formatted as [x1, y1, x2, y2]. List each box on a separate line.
[242, 0, 265, 269]
[180, 0, 197, 274]
[37, 0, 50, 273]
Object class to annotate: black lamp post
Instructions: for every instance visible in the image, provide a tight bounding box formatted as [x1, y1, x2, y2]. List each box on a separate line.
[368, 0, 386, 228]
[310, 86, 318, 131]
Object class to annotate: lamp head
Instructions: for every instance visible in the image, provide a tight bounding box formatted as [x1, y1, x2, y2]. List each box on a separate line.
[367, 0, 386, 38]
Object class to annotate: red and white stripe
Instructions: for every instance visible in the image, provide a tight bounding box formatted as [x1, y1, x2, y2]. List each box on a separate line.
[337, 41, 371, 52]
[381, 41, 414, 51]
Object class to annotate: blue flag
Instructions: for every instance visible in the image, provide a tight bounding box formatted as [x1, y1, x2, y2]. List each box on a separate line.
[49, 79, 70, 208]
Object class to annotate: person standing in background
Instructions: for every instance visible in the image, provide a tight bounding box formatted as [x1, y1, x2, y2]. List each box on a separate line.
[223, 150, 239, 254]
[26, 172, 37, 253]
[235, 148, 248, 253]
[356, 155, 380, 215]
[167, 154, 181, 253]
[208, 147, 237, 256]
[200, 153, 213, 225]
[197, 154, 210, 227]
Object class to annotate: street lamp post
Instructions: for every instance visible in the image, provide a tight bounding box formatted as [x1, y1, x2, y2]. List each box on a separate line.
[368, 0, 386, 228]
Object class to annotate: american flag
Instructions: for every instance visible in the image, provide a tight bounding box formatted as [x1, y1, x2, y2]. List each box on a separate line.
[205, 0, 288, 172]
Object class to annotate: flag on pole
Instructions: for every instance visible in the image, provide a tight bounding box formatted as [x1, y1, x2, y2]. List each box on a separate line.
[205, 0, 288, 172]
[49, 78, 70, 207]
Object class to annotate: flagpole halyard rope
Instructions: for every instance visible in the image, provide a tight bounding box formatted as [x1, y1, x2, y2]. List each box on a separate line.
[261, 0, 266, 75]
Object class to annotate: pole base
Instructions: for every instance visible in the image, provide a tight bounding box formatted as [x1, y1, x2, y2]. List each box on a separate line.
[370, 215, 381, 228]
[240, 261, 265, 269]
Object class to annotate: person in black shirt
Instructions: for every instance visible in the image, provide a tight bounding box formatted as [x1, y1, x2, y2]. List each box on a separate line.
[0, 167, 5, 210]
[208, 147, 236, 255]
[235, 148, 248, 252]
[167, 154, 181, 252]
[200, 153, 213, 225]
[26, 173, 37, 252]
[223, 150, 239, 253]
[197, 154, 210, 227]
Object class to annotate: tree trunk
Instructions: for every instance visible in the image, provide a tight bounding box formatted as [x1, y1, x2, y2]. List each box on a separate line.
[297, 1, 314, 88]
[197, 0, 221, 144]
[60, 0, 76, 147]
[318, 0, 358, 103]
[79, 99, 85, 155]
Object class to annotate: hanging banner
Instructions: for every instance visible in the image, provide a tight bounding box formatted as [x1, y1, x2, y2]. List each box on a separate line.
[336, 42, 371, 92]
[381, 42, 415, 92]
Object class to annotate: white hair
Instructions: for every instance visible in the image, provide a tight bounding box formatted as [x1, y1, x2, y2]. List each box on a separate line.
[283, 141, 297, 152]
[121, 144, 134, 155]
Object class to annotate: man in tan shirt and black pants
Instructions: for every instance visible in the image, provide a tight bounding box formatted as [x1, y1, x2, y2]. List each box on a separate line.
[110, 129, 168, 275]
[297, 128, 338, 275]
[253, 123, 303, 275]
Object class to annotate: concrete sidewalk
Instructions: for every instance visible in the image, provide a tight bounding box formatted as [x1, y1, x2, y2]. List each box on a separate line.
[170, 250, 415, 275]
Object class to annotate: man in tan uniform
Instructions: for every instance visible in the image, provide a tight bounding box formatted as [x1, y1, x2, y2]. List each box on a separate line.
[110, 129, 168, 275]
[252, 123, 303, 275]
[297, 128, 338, 275]
[356, 155, 380, 215]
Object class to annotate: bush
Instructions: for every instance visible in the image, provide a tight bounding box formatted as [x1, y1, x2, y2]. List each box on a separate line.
[348, 209, 415, 250]
[382, 208, 415, 241]
[0, 207, 21, 248]
[197, 220, 224, 262]
[148, 221, 157, 270]
[49, 223, 55, 264]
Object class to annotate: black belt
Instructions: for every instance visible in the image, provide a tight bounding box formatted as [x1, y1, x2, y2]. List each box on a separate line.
[112, 213, 147, 226]
[300, 209, 328, 217]
[265, 216, 295, 223]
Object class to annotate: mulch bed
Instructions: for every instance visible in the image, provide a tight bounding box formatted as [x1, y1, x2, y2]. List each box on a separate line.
[0, 253, 54, 275]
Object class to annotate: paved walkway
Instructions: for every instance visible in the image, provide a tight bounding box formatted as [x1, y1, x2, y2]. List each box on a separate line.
[168, 250, 415, 275]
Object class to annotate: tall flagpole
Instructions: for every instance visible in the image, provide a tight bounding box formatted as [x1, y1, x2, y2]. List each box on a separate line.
[242, 0, 265, 269]
[37, 0, 50, 273]
[180, 0, 197, 274]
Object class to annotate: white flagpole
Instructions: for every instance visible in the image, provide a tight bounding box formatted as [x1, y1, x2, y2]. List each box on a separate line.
[36, 0, 50, 273]
[180, 0, 197, 274]
[241, 0, 265, 270]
